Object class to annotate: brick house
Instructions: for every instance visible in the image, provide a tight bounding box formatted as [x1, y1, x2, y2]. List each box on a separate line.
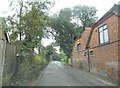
[72, 4, 120, 83]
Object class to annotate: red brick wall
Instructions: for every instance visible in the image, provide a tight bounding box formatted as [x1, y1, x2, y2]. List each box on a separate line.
[118, 15, 120, 41]
[90, 15, 119, 47]
[72, 14, 119, 81]
[89, 14, 119, 79]
[72, 28, 91, 68]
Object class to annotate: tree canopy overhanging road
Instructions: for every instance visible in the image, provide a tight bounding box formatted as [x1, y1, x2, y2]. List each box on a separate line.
[0, 0, 117, 86]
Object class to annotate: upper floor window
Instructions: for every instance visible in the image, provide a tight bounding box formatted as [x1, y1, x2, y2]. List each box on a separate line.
[98, 24, 109, 44]
[77, 43, 81, 51]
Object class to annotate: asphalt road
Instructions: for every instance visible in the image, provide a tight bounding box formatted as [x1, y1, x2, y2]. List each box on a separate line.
[35, 61, 112, 86]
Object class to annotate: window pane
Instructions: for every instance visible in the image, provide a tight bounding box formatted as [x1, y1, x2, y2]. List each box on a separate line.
[104, 25, 107, 29]
[77, 44, 80, 51]
[90, 51, 94, 57]
[100, 32, 104, 44]
[104, 29, 109, 42]
[99, 27, 103, 32]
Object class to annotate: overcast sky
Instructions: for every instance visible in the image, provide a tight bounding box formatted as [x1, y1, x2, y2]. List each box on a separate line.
[0, 0, 119, 47]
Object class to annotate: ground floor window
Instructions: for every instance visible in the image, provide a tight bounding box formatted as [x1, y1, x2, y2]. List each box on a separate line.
[89, 50, 94, 57]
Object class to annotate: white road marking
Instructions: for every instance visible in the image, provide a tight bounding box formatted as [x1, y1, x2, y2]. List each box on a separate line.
[96, 78, 115, 86]
[67, 84, 71, 88]
[64, 79, 71, 88]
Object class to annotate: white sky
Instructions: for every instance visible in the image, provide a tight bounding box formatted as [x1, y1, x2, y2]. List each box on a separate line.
[0, 0, 119, 47]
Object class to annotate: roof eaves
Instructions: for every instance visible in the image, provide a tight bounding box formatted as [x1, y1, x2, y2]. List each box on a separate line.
[85, 4, 120, 49]
[93, 4, 120, 28]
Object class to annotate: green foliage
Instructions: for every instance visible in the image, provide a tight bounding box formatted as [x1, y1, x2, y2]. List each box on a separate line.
[60, 51, 67, 64]
[13, 55, 48, 86]
[73, 5, 98, 31]
[50, 52, 61, 61]
[6, 0, 54, 60]
[32, 55, 48, 66]
[2, 0, 98, 86]
[0, 17, 9, 32]
[43, 45, 57, 62]
[50, 8, 81, 59]
[2, 74, 11, 86]
[18, 62, 31, 79]
[4, 0, 54, 86]
[49, 5, 98, 60]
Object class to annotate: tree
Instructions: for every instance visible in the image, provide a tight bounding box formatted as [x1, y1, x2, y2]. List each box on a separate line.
[49, 8, 82, 62]
[7, 0, 53, 58]
[73, 5, 98, 31]
[60, 51, 67, 63]
[45, 45, 57, 62]
[49, 6, 98, 63]
[4, 0, 54, 80]
[50, 52, 60, 61]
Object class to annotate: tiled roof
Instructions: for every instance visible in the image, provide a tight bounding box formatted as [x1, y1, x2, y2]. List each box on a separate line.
[93, 4, 120, 28]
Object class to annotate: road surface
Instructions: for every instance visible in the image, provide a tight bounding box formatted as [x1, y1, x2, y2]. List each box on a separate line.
[35, 61, 113, 86]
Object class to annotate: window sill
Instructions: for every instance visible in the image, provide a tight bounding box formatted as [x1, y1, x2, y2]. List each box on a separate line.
[99, 42, 110, 47]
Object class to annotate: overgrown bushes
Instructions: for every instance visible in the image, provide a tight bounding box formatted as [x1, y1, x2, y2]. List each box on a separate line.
[60, 51, 67, 65]
[7, 54, 48, 86]
[2, 74, 12, 86]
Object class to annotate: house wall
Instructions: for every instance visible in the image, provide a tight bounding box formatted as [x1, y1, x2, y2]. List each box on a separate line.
[72, 28, 91, 69]
[89, 14, 119, 80]
[90, 15, 119, 47]
[72, 14, 120, 83]
[73, 38, 81, 68]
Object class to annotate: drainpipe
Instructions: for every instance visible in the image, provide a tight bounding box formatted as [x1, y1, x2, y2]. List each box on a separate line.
[87, 46, 90, 72]
[71, 34, 74, 67]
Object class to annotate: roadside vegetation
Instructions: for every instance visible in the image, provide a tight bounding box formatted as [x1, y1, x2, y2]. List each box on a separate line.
[60, 51, 68, 65]
[1, 0, 54, 86]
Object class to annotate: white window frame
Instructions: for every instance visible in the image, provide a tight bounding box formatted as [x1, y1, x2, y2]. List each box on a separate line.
[98, 24, 109, 44]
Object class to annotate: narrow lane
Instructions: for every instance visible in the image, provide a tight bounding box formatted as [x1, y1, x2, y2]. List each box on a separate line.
[35, 61, 112, 86]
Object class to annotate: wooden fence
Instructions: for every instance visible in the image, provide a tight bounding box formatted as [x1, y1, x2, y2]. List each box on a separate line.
[0, 39, 6, 87]
[0, 39, 16, 87]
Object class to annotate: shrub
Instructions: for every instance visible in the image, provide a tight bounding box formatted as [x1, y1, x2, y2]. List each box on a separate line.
[32, 55, 45, 66]
[13, 54, 48, 86]
[2, 74, 12, 86]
